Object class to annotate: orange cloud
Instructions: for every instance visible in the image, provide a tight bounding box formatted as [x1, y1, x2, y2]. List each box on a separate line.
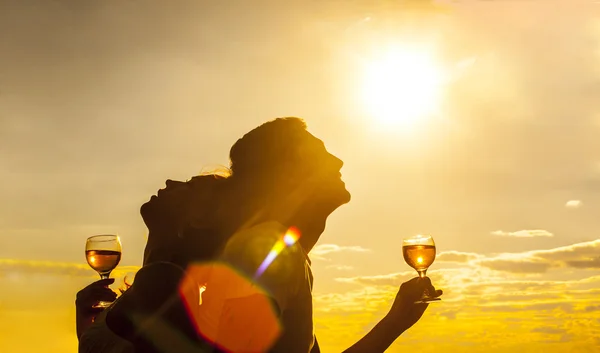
[312, 240, 600, 352]
[478, 239, 600, 273]
[437, 250, 483, 263]
[310, 244, 370, 261]
[490, 229, 554, 238]
[565, 200, 582, 208]
[0, 258, 140, 279]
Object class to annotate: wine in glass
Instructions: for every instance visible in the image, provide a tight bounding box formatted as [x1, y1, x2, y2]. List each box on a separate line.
[85, 234, 122, 308]
[402, 234, 440, 303]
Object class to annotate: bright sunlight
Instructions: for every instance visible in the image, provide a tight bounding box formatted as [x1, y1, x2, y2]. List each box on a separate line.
[361, 45, 445, 129]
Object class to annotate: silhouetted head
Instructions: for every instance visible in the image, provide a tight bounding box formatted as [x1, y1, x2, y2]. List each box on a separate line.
[230, 118, 350, 206]
[227, 117, 350, 251]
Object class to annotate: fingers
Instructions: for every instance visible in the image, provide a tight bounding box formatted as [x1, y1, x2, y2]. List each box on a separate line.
[77, 280, 117, 305]
[96, 291, 118, 302]
[404, 276, 435, 292]
[92, 278, 115, 287]
[89, 287, 117, 300]
[77, 278, 114, 296]
[399, 277, 421, 289]
[416, 276, 436, 292]
[418, 276, 432, 286]
[77, 288, 117, 304]
[415, 277, 442, 295]
[399, 278, 426, 303]
[399, 277, 443, 303]
[87, 306, 106, 315]
[79, 291, 116, 304]
[404, 276, 432, 292]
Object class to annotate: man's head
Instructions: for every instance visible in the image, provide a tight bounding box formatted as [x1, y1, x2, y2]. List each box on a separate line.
[229, 117, 351, 250]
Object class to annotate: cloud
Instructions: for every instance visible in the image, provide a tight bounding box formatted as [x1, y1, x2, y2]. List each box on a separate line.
[478, 302, 575, 314]
[565, 200, 582, 208]
[322, 274, 598, 314]
[585, 305, 600, 312]
[490, 229, 554, 238]
[531, 326, 568, 335]
[0, 258, 91, 277]
[326, 264, 354, 271]
[329, 240, 600, 314]
[311, 244, 370, 261]
[478, 258, 552, 273]
[335, 272, 410, 287]
[0, 258, 140, 353]
[312, 244, 371, 256]
[0, 258, 140, 279]
[527, 239, 600, 269]
[324, 261, 600, 345]
[466, 280, 570, 294]
[314, 285, 396, 313]
[477, 239, 600, 273]
[437, 251, 483, 263]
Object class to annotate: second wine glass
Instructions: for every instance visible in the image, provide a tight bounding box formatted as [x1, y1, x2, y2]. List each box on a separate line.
[85, 234, 122, 308]
[402, 234, 441, 303]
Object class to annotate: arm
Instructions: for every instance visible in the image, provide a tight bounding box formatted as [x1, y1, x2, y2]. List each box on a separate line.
[342, 314, 406, 353]
[343, 277, 442, 353]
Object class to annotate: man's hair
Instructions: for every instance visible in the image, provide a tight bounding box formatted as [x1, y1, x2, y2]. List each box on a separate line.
[229, 117, 308, 178]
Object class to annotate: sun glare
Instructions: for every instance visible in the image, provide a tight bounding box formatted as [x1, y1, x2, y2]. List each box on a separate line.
[361, 46, 444, 129]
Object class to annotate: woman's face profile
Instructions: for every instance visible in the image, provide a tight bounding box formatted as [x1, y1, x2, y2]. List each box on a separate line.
[292, 131, 351, 207]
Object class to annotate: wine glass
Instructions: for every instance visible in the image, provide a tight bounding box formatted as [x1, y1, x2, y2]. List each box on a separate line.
[85, 234, 122, 308]
[402, 234, 441, 304]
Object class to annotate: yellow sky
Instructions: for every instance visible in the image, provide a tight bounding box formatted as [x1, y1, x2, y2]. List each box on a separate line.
[1, 1, 600, 352]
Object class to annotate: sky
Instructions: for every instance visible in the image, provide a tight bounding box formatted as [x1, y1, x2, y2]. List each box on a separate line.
[1, 0, 600, 352]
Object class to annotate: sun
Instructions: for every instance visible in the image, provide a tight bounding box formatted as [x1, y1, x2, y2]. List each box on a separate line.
[361, 45, 444, 129]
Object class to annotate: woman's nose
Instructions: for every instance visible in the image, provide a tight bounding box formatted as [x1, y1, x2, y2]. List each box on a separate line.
[331, 154, 344, 170]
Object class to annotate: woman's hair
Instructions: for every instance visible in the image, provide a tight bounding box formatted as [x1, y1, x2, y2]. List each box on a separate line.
[193, 117, 310, 235]
[229, 117, 307, 178]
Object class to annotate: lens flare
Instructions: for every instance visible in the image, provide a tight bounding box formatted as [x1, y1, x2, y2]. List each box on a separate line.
[255, 227, 301, 278]
[181, 263, 282, 352]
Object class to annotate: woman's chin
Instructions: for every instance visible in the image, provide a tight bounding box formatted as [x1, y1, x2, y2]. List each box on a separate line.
[320, 187, 351, 210]
[338, 188, 352, 204]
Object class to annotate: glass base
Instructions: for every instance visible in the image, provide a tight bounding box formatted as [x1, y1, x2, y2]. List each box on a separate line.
[93, 300, 113, 309]
[415, 297, 442, 304]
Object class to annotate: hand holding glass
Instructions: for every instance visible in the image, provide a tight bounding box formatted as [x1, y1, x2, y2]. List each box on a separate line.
[85, 235, 122, 308]
[402, 234, 441, 303]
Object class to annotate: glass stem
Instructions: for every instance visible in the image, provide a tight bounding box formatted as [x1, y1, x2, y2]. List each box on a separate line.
[100, 272, 111, 280]
[417, 270, 430, 299]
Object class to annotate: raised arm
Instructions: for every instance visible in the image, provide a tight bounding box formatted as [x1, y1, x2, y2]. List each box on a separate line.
[75, 278, 117, 339]
[343, 277, 442, 353]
